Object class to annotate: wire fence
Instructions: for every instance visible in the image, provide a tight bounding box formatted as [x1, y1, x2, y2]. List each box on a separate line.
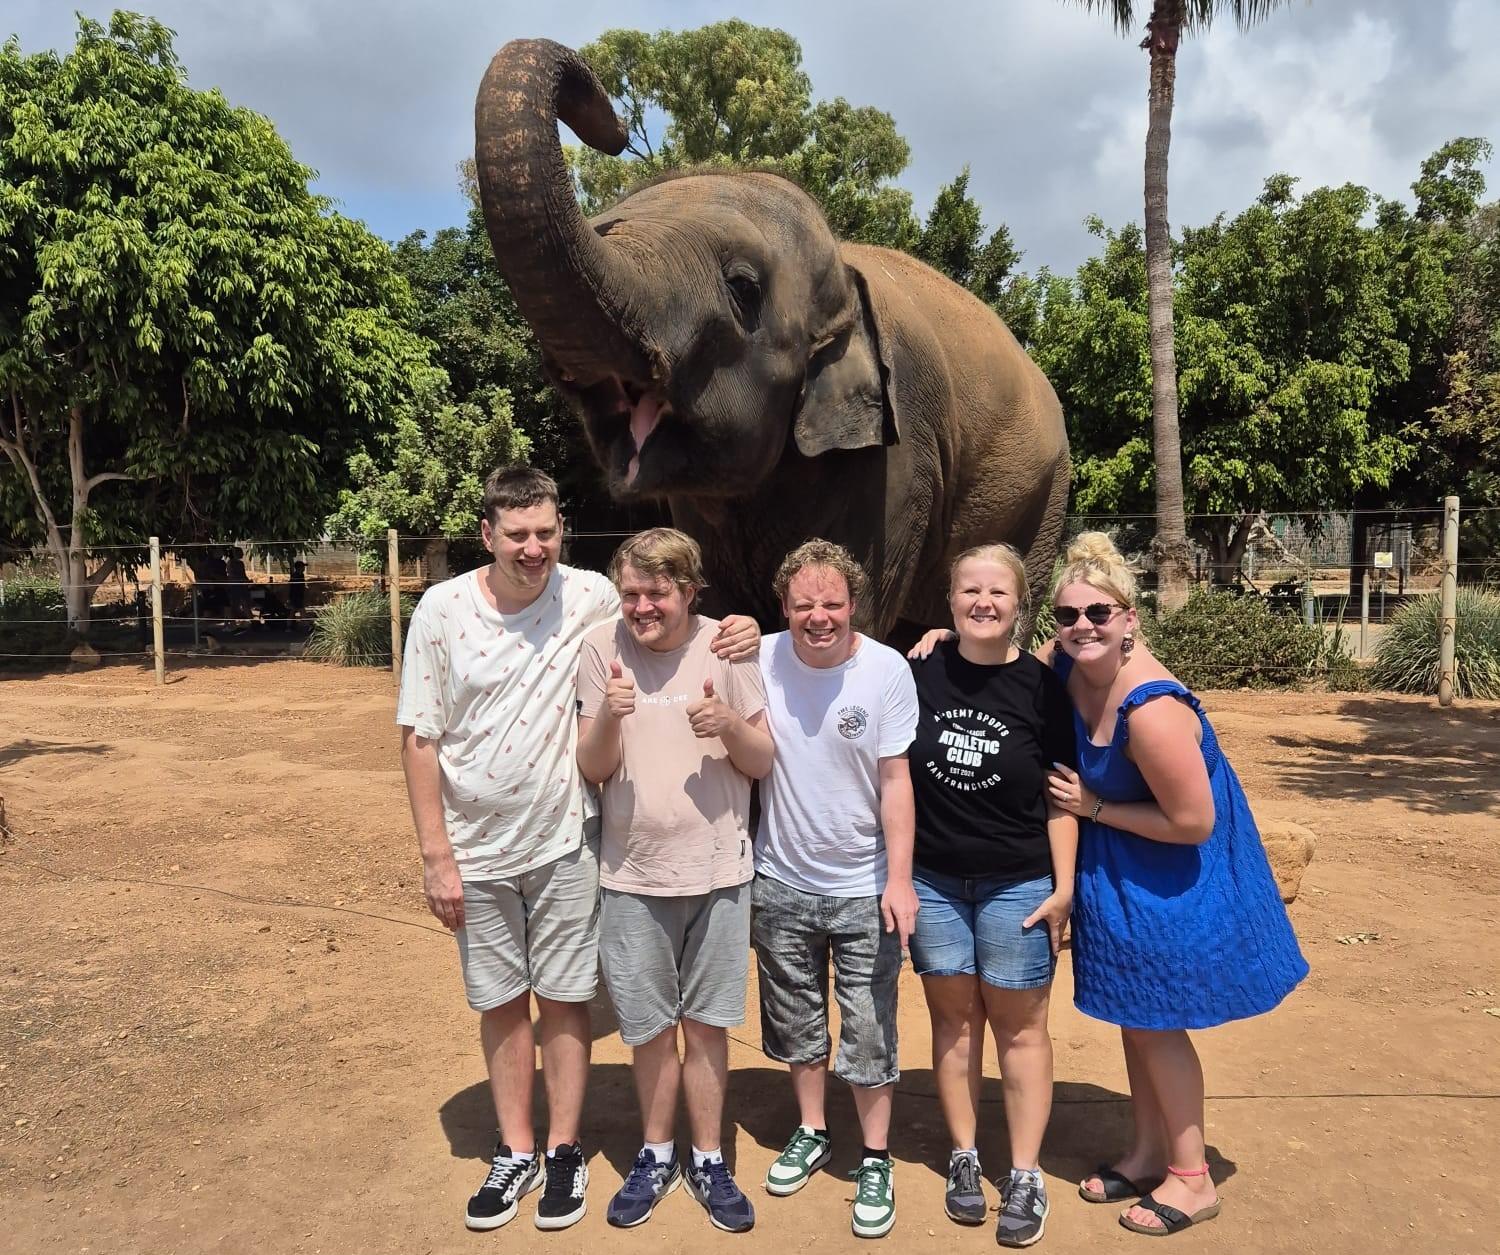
[1, 504, 1495, 681]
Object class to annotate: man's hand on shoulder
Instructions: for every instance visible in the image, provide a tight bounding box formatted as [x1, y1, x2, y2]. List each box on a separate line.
[711, 614, 761, 663]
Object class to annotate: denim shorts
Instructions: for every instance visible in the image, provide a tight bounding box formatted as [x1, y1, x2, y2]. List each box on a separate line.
[750, 874, 902, 1088]
[908, 869, 1056, 990]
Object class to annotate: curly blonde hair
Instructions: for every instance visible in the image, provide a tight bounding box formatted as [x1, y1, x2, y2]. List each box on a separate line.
[1052, 531, 1139, 607]
[773, 539, 868, 605]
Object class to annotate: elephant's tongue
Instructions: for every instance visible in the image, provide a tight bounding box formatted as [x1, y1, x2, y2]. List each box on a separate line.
[625, 393, 664, 484]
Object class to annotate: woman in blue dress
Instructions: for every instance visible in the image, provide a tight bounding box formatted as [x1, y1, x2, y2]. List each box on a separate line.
[1042, 533, 1307, 1237]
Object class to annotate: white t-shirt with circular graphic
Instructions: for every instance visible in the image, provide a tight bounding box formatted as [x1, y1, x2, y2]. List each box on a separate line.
[754, 631, 919, 898]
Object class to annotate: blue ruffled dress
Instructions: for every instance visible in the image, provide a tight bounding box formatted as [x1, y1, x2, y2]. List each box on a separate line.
[1056, 654, 1308, 1030]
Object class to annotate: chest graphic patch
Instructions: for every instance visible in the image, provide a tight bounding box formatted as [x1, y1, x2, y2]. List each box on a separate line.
[837, 705, 869, 740]
[926, 708, 1010, 791]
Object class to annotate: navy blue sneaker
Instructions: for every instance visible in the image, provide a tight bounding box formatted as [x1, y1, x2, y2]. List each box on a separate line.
[606, 1148, 681, 1228]
[686, 1158, 755, 1233]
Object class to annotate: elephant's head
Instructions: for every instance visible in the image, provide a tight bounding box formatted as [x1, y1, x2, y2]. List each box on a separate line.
[474, 39, 899, 503]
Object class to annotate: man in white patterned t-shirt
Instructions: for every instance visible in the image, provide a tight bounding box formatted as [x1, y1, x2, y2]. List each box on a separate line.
[396, 466, 759, 1233]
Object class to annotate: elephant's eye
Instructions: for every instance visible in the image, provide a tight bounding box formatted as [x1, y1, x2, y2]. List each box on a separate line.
[725, 269, 762, 330]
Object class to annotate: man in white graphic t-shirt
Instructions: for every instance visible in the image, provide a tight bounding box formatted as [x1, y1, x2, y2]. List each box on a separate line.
[396, 466, 759, 1234]
[751, 539, 919, 1240]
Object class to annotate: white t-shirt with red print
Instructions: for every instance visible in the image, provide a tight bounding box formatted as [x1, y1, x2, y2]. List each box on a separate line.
[396, 564, 620, 881]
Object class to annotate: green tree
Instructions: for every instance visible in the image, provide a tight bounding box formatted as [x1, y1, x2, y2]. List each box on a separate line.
[915, 166, 1038, 341]
[567, 21, 921, 253]
[1036, 164, 1443, 575]
[1073, 1, 1292, 608]
[325, 367, 530, 578]
[0, 12, 428, 630]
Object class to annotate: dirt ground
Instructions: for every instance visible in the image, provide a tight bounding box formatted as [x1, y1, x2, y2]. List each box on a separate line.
[1, 660, 1497, 1255]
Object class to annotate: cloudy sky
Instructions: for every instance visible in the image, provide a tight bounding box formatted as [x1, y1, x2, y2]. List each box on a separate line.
[10, 0, 1499, 274]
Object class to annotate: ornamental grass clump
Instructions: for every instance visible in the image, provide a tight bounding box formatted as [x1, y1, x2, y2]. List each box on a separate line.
[1369, 588, 1500, 700]
[304, 591, 413, 667]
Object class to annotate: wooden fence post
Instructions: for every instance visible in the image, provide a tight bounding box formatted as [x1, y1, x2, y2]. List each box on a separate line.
[1437, 496, 1459, 707]
[387, 528, 402, 685]
[149, 535, 165, 687]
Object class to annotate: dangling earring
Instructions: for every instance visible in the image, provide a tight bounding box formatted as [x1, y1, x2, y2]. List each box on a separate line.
[1121, 632, 1136, 659]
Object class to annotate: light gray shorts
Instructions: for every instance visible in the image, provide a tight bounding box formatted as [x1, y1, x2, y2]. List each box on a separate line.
[456, 837, 600, 1011]
[598, 883, 751, 1047]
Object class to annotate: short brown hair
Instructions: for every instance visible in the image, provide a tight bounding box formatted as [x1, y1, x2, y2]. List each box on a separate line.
[773, 539, 868, 605]
[608, 527, 707, 593]
[483, 465, 559, 524]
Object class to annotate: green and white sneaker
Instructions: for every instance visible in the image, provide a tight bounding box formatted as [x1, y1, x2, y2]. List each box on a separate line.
[850, 1156, 896, 1239]
[765, 1126, 832, 1196]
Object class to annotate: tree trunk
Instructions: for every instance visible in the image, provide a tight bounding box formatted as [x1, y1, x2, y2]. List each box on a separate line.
[423, 537, 451, 582]
[1143, 2, 1192, 611]
[1194, 513, 1253, 586]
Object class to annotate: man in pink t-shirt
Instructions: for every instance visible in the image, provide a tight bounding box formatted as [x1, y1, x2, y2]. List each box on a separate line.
[577, 528, 772, 1234]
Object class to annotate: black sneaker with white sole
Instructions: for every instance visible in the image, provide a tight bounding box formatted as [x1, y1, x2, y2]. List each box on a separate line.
[535, 1142, 589, 1230]
[465, 1144, 541, 1231]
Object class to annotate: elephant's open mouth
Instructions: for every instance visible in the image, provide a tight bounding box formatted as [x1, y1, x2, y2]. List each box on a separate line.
[575, 376, 681, 492]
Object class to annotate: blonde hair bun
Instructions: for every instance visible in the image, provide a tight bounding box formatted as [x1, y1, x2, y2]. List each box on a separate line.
[1054, 530, 1138, 607]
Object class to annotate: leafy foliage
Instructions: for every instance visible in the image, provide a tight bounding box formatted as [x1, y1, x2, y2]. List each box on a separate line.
[1146, 589, 1326, 689]
[0, 13, 430, 627]
[1368, 588, 1500, 700]
[303, 589, 413, 668]
[325, 368, 530, 554]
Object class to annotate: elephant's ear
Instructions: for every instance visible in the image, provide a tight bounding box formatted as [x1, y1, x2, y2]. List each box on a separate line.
[793, 262, 901, 458]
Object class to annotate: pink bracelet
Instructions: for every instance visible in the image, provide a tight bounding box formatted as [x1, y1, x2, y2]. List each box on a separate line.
[1166, 1164, 1210, 1178]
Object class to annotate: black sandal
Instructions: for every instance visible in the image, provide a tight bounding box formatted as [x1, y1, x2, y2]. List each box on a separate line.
[1118, 1165, 1221, 1236]
[1079, 1165, 1161, 1204]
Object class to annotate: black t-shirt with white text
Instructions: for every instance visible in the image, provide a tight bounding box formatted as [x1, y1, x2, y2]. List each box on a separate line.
[909, 641, 1077, 883]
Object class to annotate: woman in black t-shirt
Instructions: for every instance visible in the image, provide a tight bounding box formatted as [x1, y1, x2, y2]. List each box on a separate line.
[907, 544, 1078, 1244]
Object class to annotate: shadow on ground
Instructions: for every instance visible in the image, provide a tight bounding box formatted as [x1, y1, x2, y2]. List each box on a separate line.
[438, 1062, 1237, 1194]
[1267, 697, 1500, 816]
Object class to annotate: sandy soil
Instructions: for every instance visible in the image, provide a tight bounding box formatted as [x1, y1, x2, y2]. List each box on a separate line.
[1, 660, 1497, 1255]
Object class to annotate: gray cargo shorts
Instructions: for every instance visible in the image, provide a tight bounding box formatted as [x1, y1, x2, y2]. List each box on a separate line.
[599, 883, 751, 1047]
[750, 873, 902, 1088]
[455, 836, 600, 1010]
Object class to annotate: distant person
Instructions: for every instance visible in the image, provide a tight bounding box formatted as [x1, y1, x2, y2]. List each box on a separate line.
[577, 528, 772, 1234]
[752, 540, 918, 1240]
[225, 547, 250, 620]
[288, 560, 307, 613]
[396, 466, 759, 1233]
[1043, 533, 1307, 1237]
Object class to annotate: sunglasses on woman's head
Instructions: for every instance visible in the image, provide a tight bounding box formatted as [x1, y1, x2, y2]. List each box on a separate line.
[1053, 602, 1123, 627]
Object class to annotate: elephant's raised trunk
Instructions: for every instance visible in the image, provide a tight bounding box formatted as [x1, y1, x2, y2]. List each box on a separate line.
[474, 39, 651, 379]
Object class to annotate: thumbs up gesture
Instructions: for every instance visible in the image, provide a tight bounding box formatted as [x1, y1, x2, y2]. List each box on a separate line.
[687, 676, 734, 739]
[605, 658, 636, 719]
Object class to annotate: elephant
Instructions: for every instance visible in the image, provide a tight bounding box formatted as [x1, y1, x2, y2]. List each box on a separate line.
[474, 39, 1070, 640]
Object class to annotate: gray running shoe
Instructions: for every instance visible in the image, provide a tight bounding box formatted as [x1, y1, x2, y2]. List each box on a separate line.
[944, 1149, 986, 1225]
[997, 1169, 1049, 1248]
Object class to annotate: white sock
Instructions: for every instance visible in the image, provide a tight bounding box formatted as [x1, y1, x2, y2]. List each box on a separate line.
[692, 1146, 723, 1168]
[952, 1146, 978, 1161]
[510, 1148, 535, 1162]
[644, 1139, 676, 1164]
[1011, 1166, 1044, 1188]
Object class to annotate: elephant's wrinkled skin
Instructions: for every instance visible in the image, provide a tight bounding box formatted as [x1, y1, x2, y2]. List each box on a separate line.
[475, 39, 1070, 637]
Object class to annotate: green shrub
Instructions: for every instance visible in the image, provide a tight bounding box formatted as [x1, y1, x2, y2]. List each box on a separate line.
[1147, 589, 1324, 690]
[0, 570, 70, 665]
[1368, 588, 1500, 699]
[0, 570, 66, 620]
[304, 590, 414, 667]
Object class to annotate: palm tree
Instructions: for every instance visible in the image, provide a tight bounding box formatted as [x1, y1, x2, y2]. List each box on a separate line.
[1076, 1, 1290, 608]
